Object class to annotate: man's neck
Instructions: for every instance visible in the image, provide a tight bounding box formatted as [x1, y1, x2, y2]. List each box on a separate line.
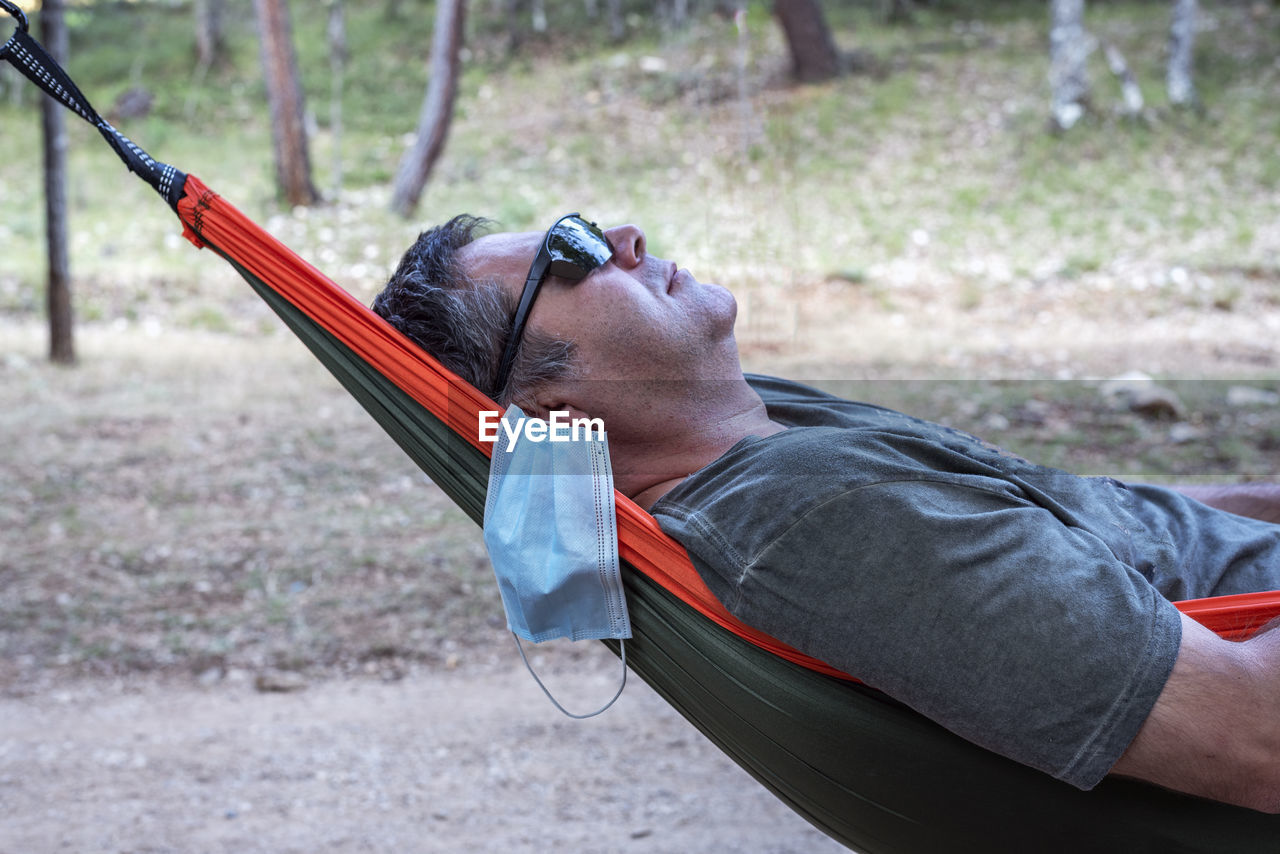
[612, 380, 786, 510]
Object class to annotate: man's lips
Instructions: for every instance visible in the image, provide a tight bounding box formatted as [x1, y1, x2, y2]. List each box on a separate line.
[667, 262, 681, 293]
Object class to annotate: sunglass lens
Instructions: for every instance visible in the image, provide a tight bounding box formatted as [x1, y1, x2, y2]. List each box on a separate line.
[546, 217, 613, 280]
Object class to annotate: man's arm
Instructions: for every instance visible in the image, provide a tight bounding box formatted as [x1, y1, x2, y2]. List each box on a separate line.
[1169, 483, 1280, 524]
[1111, 613, 1280, 812]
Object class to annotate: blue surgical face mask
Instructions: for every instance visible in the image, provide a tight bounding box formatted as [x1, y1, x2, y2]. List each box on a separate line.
[483, 405, 630, 717]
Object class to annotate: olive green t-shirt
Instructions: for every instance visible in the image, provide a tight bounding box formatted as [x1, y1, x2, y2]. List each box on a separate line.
[653, 375, 1280, 789]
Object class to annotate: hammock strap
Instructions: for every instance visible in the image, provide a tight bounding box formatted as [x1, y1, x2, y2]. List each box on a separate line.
[0, 0, 186, 209]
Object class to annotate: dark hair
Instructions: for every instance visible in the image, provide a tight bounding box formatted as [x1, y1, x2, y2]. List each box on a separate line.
[372, 214, 575, 404]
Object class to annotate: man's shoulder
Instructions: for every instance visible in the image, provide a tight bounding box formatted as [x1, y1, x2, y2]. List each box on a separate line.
[744, 374, 962, 439]
[744, 373, 832, 403]
[744, 374, 894, 424]
[650, 415, 1028, 566]
[663, 420, 928, 508]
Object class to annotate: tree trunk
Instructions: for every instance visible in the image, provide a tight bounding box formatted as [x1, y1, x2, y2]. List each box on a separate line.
[1167, 0, 1198, 107]
[253, 0, 320, 206]
[606, 0, 624, 42]
[327, 0, 347, 199]
[1048, 0, 1092, 130]
[885, 0, 914, 26]
[734, 2, 757, 153]
[41, 0, 74, 365]
[773, 0, 841, 84]
[656, 0, 689, 29]
[670, 0, 689, 29]
[504, 0, 525, 50]
[390, 0, 466, 218]
[194, 0, 226, 69]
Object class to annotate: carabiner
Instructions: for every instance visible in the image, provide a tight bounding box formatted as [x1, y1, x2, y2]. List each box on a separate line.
[1, 0, 29, 37]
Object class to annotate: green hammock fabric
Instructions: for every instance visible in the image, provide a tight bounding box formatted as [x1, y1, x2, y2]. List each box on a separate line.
[222, 247, 1280, 854]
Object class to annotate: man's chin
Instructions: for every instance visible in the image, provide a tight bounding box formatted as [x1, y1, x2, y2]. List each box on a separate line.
[715, 284, 740, 333]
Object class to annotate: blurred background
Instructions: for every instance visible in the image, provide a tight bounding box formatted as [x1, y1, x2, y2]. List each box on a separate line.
[0, 3, 1278, 847]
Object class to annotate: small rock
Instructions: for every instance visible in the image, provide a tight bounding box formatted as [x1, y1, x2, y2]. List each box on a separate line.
[1226, 386, 1280, 408]
[197, 667, 224, 687]
[109, 86, 153, 120]
[1100, 374, 1185, 420]
[1168, 423, 1205, 444]
[1014, 398, 1053, 426]
[1128, 387, 1184, 420]
[254, 670, 308, 693]
[980, 412, 1011, 433]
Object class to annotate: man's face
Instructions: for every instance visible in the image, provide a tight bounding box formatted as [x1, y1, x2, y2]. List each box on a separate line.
[458, 221, 742, 407]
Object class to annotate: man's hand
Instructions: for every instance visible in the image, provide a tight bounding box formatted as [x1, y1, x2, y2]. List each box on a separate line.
[1112, 613, 1280, 812]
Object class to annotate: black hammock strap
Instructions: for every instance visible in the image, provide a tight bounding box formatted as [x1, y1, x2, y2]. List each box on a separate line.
[0, 0, 185, 208]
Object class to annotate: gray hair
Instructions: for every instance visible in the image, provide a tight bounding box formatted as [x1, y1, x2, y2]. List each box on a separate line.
[372, 215, 576, 404]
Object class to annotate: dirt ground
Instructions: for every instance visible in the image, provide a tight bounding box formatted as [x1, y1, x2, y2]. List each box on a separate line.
[0, 662, 846, 854]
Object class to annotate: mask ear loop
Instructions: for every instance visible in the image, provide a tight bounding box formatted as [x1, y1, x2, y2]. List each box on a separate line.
[512, 634, 627, 719]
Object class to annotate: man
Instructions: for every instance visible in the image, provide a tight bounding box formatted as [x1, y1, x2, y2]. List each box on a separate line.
[374, 213, 1280, 813]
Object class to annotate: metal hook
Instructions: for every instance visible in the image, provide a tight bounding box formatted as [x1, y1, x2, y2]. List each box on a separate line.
[1, 0, 28, 41]
[0, 0, 28, 31]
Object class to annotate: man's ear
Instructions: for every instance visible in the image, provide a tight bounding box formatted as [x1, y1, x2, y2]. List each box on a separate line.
[523, 389, 595, 425]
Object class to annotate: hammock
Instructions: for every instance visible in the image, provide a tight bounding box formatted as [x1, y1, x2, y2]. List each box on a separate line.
[7, 9, 1280, 850]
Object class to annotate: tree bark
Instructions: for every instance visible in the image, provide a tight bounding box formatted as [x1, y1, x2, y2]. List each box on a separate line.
[389, 0, 466, 219]
[194, 0, 226, 70]
[1048, 0, 1092, 130]
[504, 0, 525, 51]
[773, 0, 841, 84]
[1104, 42, 1143, 117]
[41, 0, 74, 365]
[327, 0, 347, 199]
[253, 0, 320, 206]
[670, 0, 689, 30]
[885, 0, 914, 26]
[606, 0, 624, 42]
[1167, 0, 1198, 107]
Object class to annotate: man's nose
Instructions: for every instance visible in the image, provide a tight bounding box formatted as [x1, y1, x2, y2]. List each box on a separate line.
[603, 224, 645, 269]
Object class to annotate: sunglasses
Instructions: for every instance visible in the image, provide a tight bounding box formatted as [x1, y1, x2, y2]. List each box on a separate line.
[494, 213, 614, 396]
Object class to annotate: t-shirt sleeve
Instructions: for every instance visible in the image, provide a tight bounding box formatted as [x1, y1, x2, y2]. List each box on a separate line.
[666, 478, 1182, 790]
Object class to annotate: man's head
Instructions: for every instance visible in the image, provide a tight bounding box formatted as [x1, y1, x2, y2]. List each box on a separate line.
[377, 213, 781, 504]
[372, 214, 576, 405]
[376, 213, 741, 422]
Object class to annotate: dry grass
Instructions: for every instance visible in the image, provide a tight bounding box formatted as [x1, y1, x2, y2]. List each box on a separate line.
[1, 323, 511, 693]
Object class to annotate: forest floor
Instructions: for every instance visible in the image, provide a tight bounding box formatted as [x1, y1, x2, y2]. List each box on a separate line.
[0, 660, 847, 854]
